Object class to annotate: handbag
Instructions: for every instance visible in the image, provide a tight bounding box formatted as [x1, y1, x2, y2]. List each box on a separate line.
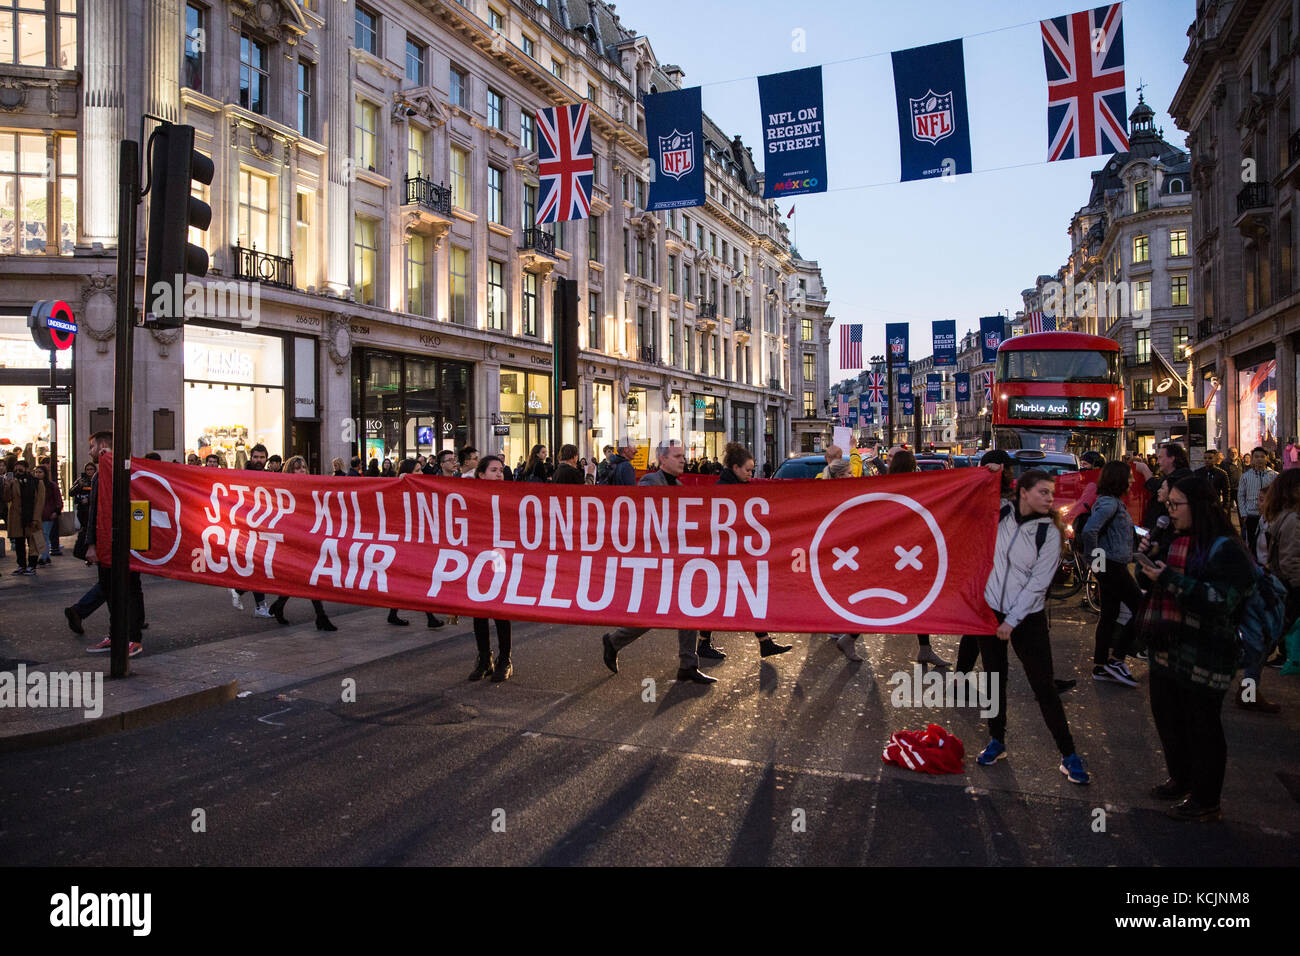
[56, 511, 75, 537]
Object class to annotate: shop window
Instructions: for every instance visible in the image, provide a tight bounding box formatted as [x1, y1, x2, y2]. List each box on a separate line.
[1237, 360, 1278, 452]
[353, 216, 377, 305]
[449, 246, 469, 325]
[450, 145, 469, 209]
[184, 327, 286, 467]
[487, 259, 506, 331]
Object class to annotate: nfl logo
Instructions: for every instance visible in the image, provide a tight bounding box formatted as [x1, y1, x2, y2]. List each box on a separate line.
[659, 130, 694, 181]
[910, 90, 955, 144]
[985, 331, 1000, 351]
[889, 337, 905, 357]
[957, 381, 968, 396]
[900, 380, 911, 395]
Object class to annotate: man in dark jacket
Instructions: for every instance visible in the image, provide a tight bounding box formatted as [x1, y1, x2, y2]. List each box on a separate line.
[1143, 442, 1193, 528]
[552, 444, 585, 484]
[1195, 449, 1231, 512]
[606, 439, 637, 485]
[347, 456, 362, 477]
[80, 431, 145, 657]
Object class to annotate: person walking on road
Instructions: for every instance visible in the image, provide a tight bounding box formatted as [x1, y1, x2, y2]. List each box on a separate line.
[1262, 469, 1300, 670]
[81, 431, 145, 657]
[468, 455, 514, 682]
[600, 440, 715, 684]
[973, 469, 1091, 785]
[1238, 447, 1278, 558]
[1080, 461, 1142, 688]
[888, 449, 951, 668]
[3, 458, 44, 575]
[266, 456, 337, 631]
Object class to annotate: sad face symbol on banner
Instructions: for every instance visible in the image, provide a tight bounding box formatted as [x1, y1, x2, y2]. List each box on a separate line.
[809, 491, 948, 627]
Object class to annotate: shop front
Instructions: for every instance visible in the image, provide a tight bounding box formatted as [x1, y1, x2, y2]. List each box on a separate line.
[765, 407, 778, 466]
[731, 401, 756, 456]
[353, 348, 473, 466]
[592, 380, 615, 454]
[0, 314, 73, 490]
[1236, 350, 1278, 454]
[689, 392, 724, 461]
[184, 326, 288, 467]
[499, 368, 551, 470]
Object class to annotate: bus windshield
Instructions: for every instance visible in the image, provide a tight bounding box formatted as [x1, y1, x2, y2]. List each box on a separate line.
[996, 426, 1120, 461]
[997, 349, 1118, 384]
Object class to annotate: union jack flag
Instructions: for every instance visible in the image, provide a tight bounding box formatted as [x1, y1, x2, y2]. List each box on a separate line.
[1041, 4, 1128, 162]
[1024, 311, 1058, 334]
[983, 370, 994, 402]
[840, 323, 863, 369]
[866, 371, 885, 404]
[536, 104, 594, 224]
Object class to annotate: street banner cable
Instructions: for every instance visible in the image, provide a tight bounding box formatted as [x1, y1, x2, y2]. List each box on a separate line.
[97, 457, 1001, 635]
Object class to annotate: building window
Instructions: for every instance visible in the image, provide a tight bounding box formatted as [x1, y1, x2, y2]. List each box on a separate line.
[550, 58, 564, 82]
[587, 80, 599, 104]
[486, 166, 504, 224]
[803, 390, 817, 417]
[449, 246, 469, 324]
[405, 37, 426, 86]
[354, 4, 377, 55]
[407, 125, 426, 179]
[1170, 274, 1188, 307]
[487, 259, 506, 331]
[239, 34, 269, 115]
[1173, 325, 1189, 357]
[1134, 180, 1149, 212]
[1282, 214, 1294, 297]
[354, 100, 378, 171]
[1132, 378, 1153, 410]
[487, 89, 503, 130]
[801, 317, 813, 341]
[0, 0, 75, 68]
[184, 3, 204, 92]
[449, 66, 468, 109]
[0, 131, 74, 255]
[588, 214, 600, 261]
[450, 146, 469, 209]
[522, 182, 536, 231]
[668, 254, 677, 294]
[683, 268, 691, 301]
[1169, 228, 1187, 257]
[488, 7, 504, 31]
[588, 292, 600, 350]
[635, 178, 644, 210]
[353, 216, 377, 305]
[237, 167, 273, 253]
[520, 111, 535, 152]
[1133, 234, 1149, 263]
[407, 234, 428, 316]
[522, 272, 537, 336]
[1134, 329, 1150, 363]
[521, 33, 534, 59]
[296, 60, 313, 138]
[636, 238, 645, 278]
[1134, 279, 1150, 314]
[292, 189, 311, 285]
[803, 352, 816, 385]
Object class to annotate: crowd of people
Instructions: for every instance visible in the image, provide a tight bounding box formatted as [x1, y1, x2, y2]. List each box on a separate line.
[7, 430, 1298, 822]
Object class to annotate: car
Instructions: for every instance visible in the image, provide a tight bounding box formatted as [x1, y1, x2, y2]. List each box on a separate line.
[915, 455, 951, 471]
[1002, 448, 1081, 479]
[950, 455, 975, 469]
[772, 454, 826, 479]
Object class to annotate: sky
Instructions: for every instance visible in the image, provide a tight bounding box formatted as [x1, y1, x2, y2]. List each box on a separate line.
[610, 0, 1194, 386]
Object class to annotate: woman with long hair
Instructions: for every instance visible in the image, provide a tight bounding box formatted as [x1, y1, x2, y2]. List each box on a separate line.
[519, 444, 552, 483]
[1138, 476, 1255, 821]
[468, 455, 514, 681]
[331, 457, 345, 477]
[267, 456, 337, 631]
[1081, 461, 1142, 687]
[33, 462, 62, 565]
[975, 469, 1091, 785]
[1262, 469, 1300, 670]
[696, 443, 793, 662]
[888, 449, 950, 668]
[380, 457, 397, 478]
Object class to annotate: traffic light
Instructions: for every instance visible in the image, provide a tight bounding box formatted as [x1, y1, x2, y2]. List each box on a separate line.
[144, 123, 213, 328]
[553, 276, 579, 388]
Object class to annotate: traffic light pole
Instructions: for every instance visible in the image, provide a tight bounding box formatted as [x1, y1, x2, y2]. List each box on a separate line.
[109, 139, 140, 679]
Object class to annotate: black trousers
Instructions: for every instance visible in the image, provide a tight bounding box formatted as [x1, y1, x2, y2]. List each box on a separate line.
[1094, 564, 1143, 665]
[977, 611, 1076, 757]
[97, 564, 144, 642]
[1149, 667, 1227, 806]
[955, 634, 981, 673]
[1243, 515, 1261, 557]
[474, 618, 511, 659]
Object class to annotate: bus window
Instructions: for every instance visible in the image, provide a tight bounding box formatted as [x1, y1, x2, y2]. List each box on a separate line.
[997, 350, 1118, 384]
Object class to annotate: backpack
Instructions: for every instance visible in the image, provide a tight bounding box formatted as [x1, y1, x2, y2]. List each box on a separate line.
[1208, 537, 1289, 653]
[1001, 503, 1053, 556]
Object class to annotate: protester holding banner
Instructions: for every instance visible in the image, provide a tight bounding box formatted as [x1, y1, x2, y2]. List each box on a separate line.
[697, 443, 793, 662]
[954, 449, 1016, 675]
[888, 450, 951, 669]
[469, 455, 514, 682]
[974, 469, 1091, 785]
[822, 457, 865, 663]
[268, 456, 337, 632]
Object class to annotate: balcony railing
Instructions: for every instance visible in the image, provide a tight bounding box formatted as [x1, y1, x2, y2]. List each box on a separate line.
[404, 176, 452, 215]
[1237, 183, 1272, 215]
[521, 228, 555, 255]
[734, 315, 752, 333]
[640, 346, 656, 363]
[697, 300, 718, 319]
[231, 245, 294, 289]
[768, 377, 782, 391]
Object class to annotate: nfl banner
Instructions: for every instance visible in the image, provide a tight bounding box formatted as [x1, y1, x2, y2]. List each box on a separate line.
[902, 393, 915, 416]
[979, 315, 1004, 364]
[848, 406, 858, 426]
[863, 405, 874, 424]
[859, 396, 871, 418]
[891, 39, 973, 182]
[926, 373, 942, 404]
[932, 320, 957, 367]
[536, 104, 594, 224]
[898, 373, 913, 418]
[955, 372, 971, 404]
[645, 87, 705, 210]
[759, 66, 828, 199]
[885, 322, 910, 369]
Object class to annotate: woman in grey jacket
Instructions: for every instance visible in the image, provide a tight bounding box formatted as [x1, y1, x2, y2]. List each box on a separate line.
[1080, 461, 1142, 687]
[975, 469, 1091, 785]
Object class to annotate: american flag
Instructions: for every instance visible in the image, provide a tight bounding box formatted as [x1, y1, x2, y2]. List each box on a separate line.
[983, 370, 994, 402]
[837, 394, 848, 423]
[536, 104, 594, 224]
[840, 323, 863, 369]
[1024, 311, 1057, 334]
[1041, 4, 1128, 162]
[866, 371, 885, 404]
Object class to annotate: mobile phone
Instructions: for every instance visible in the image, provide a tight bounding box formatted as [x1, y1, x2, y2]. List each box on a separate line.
[1134, 526, 1150, 538]
[1134, 551, 1158, 570]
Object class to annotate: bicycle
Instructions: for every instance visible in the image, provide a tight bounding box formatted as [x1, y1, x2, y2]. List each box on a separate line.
[1049, 536, 1101, 612]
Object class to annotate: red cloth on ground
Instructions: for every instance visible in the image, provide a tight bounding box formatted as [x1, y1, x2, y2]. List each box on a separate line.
[881, 723, 966, 774]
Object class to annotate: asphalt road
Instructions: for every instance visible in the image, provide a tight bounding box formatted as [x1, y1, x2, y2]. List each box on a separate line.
[2, 567, 1298, 866]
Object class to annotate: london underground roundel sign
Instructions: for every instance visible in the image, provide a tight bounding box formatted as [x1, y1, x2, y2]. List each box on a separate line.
[28, 299, 77, 351]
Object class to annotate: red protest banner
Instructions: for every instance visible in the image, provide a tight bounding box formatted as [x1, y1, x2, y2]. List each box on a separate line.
[97, 457, 1001, 634]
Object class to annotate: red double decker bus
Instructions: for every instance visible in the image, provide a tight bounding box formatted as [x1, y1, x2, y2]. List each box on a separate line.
[992, 331, 1123, 461]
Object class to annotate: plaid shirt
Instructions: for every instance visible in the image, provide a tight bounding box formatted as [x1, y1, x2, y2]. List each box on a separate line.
[1237, 466, 1277, 517]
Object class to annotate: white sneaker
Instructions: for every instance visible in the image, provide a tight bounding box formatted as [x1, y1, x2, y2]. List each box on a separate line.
[230, 589, 244, 610]
[836, 634, 864, 662]
[916, 645, 950, 668]
[1103, 660, 1137, 687]
[254, 603, 271, 618]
